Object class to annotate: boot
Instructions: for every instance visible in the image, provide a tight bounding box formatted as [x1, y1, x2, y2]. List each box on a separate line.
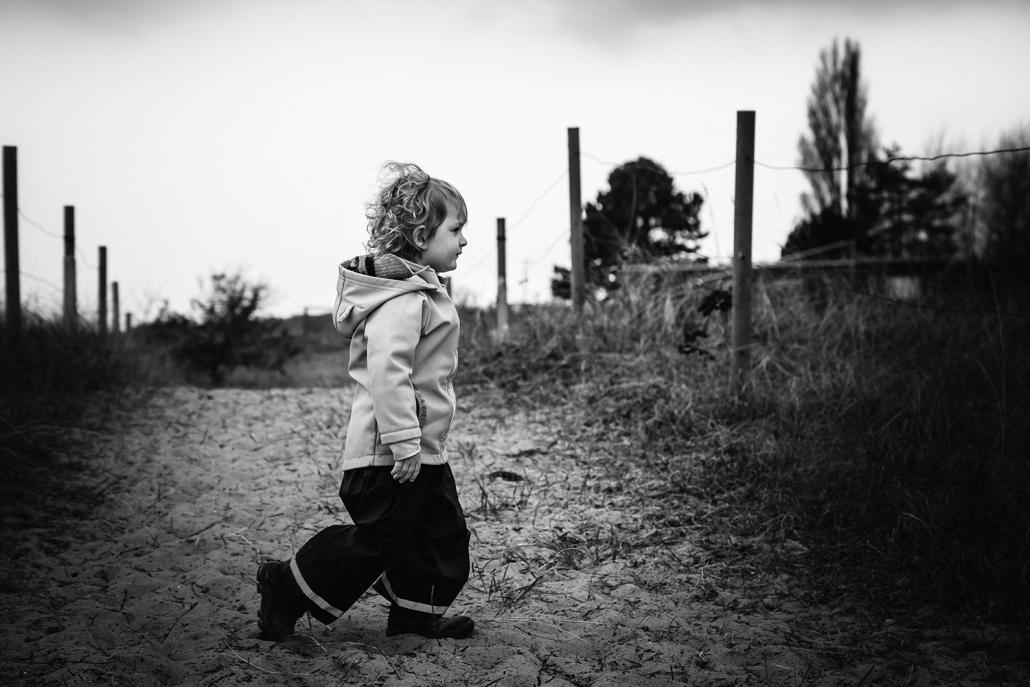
[386, 604, 474, 639]
[256, 560, 305, 641]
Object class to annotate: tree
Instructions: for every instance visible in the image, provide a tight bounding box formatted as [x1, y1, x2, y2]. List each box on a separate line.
[551, 157, 706, 297]
[857, 148, 966, 259]
[787, 38, 878, 257]
[784, 146, 967, 260]
[799, 37, 878, 220]
[785, 38, 966, 261]
[977, 126, 1030, 283]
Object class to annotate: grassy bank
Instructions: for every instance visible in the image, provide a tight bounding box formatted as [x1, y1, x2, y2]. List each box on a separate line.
[5, 270, 1026, 623]
[455, 273, 1030, 622]
[1, 315, 139, 431]
[0, 315, 146, 512]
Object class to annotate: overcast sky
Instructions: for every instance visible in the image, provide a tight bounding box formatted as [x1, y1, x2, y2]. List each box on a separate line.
[3, 0, 1028, 319]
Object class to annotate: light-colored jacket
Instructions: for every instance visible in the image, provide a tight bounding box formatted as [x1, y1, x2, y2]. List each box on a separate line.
[333, 256, 459, 471]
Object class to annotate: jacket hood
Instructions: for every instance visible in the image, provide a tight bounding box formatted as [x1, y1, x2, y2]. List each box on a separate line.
[332, 254, 443, 339]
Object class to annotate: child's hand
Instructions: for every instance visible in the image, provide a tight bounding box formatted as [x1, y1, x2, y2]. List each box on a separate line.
[391, 454, 422, 483]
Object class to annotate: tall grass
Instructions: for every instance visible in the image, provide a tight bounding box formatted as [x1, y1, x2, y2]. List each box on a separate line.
[0, 313, 145, 506]
[1, 314, 136, 416]
[749, 274, 1029, 617]
[457, 269, 1030, 621]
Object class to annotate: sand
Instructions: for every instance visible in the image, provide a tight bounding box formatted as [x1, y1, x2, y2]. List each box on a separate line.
[1, 387, 1027, 686]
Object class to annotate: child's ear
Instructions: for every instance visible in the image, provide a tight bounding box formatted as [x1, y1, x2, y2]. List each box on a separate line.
[413, 225, 429, 249]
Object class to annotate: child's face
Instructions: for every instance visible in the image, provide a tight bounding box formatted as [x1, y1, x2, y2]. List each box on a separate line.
[417, 208, 467, 273]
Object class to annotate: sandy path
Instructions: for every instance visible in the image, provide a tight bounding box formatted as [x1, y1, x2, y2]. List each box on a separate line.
[1, 387, 1026, 686]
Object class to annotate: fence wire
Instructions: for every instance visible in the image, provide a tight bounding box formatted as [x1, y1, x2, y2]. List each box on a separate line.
[4, 143, 1028, 315]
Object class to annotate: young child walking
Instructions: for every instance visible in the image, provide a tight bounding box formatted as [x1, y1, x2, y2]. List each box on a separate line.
[256, 162, 473, 641]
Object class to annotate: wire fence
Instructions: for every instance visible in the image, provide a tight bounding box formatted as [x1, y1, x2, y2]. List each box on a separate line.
[459, 141, 1028, 310]
[5, 141, 1028, 322]
[620, 254, 1030, 321]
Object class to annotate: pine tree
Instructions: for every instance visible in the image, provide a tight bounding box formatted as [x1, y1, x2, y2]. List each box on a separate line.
[552, 157, 705, 297]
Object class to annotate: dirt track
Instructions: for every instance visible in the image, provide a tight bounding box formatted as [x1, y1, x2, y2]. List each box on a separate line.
[1, 387, 1027, 686]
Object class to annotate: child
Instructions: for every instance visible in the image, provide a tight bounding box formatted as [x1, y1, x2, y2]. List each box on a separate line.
[256, 162, 473, 641]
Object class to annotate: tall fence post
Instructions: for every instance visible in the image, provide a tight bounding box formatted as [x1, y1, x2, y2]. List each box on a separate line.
[3, 146, 21, 345]
[98, 245, 107, 336]
[567, 127, 585, 314]
[112, 281, 120, 334]
[731, 111, 756, 395]
[496, 217, 509, 338]
[63, 205, 77, 330]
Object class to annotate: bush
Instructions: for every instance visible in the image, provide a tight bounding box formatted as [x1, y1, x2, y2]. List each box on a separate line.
[136, 271, 301, 386]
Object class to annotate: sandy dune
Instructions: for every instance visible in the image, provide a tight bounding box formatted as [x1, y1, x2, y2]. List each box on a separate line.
[1, 387, 1026, 686]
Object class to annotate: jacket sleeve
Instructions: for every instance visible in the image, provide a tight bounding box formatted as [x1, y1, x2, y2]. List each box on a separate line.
[363, 292, 426, 460]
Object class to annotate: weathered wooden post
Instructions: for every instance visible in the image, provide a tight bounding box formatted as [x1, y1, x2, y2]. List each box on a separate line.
[98, 246, 107, 336]
[731, 111, 755, 395]
[63, 206, 77, 330]
[567, 127, 584, 313]
[496, 217, 509, 338]
[3, 146, 21, 345]
[112, 281, 120, 334]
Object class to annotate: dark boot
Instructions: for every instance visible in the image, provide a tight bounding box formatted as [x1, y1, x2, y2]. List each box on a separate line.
[386, 604, 474, 639]
[256, 561, 305, 641]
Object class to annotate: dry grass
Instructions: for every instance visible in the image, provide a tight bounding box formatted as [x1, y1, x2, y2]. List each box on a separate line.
[3, 279, 1029, 684]
[5, 266, 1028, 628]
[1, 315, 137, 459]
[455, 269, 1030, 624]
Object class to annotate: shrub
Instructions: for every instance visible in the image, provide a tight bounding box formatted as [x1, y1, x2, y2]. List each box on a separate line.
[136, 271, 300, 386]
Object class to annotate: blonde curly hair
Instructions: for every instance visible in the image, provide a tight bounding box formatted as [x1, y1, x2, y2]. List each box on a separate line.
[365, 162, 467, 260]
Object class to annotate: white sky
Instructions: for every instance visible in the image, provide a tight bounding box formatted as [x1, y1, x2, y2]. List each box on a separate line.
[2, 0, 1029, 320]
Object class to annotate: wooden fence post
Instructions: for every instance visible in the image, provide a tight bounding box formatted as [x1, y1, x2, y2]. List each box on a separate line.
[112, 281, 120, 334]
[3, 146, 21, 345]
[567, 127, 585, 313]
[496, 217, 509, 338]
[731, 111, 755, 395]
[98, 246, 107, 336]
[63, 205, 77, 330]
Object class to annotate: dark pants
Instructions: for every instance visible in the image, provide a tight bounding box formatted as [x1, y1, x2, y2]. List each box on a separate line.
[287, 464, 470, 625]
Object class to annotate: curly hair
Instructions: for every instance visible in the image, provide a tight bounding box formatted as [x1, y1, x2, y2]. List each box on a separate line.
[365, 162, 467, 260]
